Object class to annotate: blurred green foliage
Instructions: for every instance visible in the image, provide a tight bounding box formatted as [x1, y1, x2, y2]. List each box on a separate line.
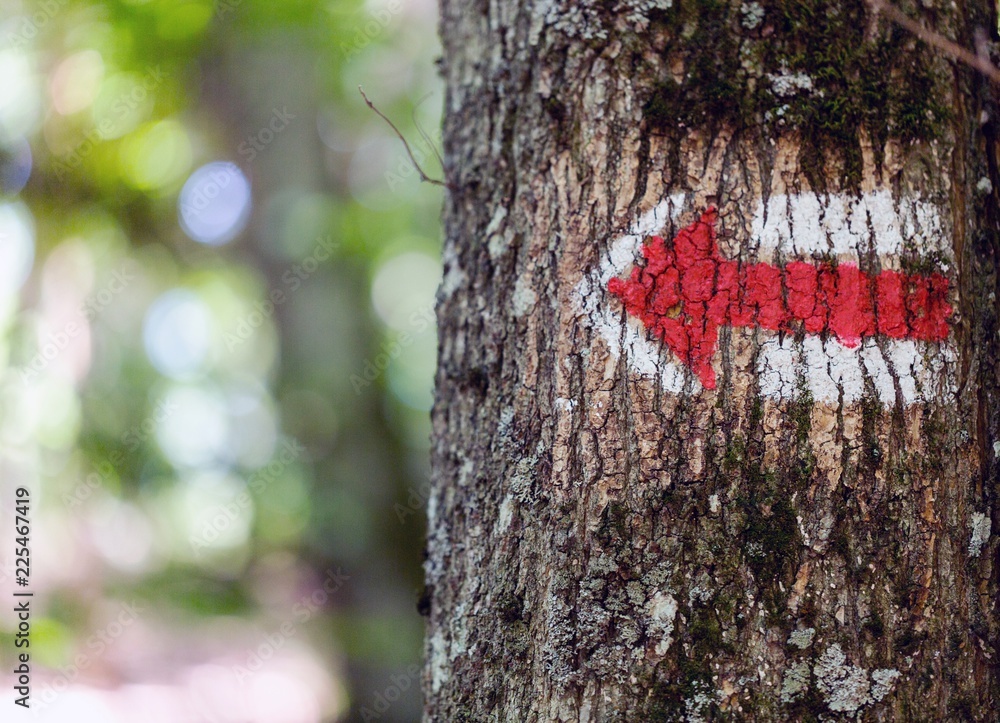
[0, 0, 442, 719]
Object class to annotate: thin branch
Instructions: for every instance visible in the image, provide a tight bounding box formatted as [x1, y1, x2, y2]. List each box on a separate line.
[868, 0, 1000, 84]
[359, 86, 450, 189]
[412, 93, 446, 171]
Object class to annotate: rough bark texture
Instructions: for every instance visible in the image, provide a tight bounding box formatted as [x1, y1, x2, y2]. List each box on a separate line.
[426, 0, 1000, 720]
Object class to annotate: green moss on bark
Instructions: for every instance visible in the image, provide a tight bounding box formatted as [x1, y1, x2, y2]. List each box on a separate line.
[641, 0, 950, 188]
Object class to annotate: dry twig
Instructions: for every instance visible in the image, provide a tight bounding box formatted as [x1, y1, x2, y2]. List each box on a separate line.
[868, 0, 1000, 84]
[359, 86, 450, 189]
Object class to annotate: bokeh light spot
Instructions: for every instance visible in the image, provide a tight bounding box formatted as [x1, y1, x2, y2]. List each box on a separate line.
[387, 330, 436, 411]
[226, 386, 278, 468]
[0, 49, 41, 141]
[0, 201, 35, 296]
[120, 119, 192, 192]
[89, 499, 156, 573]
[175, 472, 253, 555]
[155, 385, 229, 469]
[370, 251, 440, 330]
[156, 1, 214, 40]
[50, 50, 105, 115]
[143, 289, 212, 379]
[91, 71, 159, 140]
[178, 162, 252, 246]
[0, 136, 32, 195]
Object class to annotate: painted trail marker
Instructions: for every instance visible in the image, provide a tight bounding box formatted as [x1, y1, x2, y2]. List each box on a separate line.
[607, 208, 952, 389]
[576, 192, 958, 405]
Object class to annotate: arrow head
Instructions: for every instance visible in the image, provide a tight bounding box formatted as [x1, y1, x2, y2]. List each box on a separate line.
[608, 209, 722, 389]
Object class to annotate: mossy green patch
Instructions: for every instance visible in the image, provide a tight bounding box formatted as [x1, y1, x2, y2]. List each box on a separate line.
[741, 480, 799, 578]
[723, 434, 747, 472]
[641, 0, 950, 189]
[496, 590, 524, 623]
[738, 465, 800, 617]
[863, 610, 885, 640]
[689, 605, 730, 653]
[792, 387, 814, 446]
[599, 500, 631, 541]
[860, 395, 884, 471]
[791, 386, 817, 489]
[642, 652, 717, 719]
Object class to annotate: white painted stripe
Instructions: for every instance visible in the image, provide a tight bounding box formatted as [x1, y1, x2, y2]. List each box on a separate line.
[583, 194, 692, 394]
[597, 195, 684, 288]
[751, 190, 953, 266]
[576, 192, 956, 405]
[757, 336, 956, 406]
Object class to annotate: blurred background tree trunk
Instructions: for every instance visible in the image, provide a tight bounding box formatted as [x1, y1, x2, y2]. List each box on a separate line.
[427, 0, 1000, 719]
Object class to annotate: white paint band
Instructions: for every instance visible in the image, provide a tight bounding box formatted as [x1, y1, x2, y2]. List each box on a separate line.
[751, 190, 952, 266]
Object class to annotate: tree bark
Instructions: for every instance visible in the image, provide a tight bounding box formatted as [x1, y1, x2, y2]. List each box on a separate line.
[427, 0, 1000, 719]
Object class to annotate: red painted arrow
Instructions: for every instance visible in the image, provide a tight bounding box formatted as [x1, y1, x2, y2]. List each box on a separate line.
[607, 208, 952, 389]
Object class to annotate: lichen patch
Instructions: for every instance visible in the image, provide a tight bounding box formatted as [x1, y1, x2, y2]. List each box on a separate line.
[969, 512, 991, 558]
[647, 591, 679, 656]
[787, 627, 815, 650]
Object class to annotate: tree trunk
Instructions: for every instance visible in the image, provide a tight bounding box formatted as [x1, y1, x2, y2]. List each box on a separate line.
[426, 1, 1000, 719]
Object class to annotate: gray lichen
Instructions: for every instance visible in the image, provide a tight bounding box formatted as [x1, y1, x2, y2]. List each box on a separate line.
[767, 66, 814, 98]
[814, 644, 871, 713]
[870, 669, 902, 702]
[739, 1, 764, 29]
[647, 591, 678, 656]
[780, 661, 811, 704]
[969, 512, 991, 558]
[787, 627, 815, 650]
[511, 276, 538, 318]
[684, 681, 714, 722]
[811, 644, 899, 714]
